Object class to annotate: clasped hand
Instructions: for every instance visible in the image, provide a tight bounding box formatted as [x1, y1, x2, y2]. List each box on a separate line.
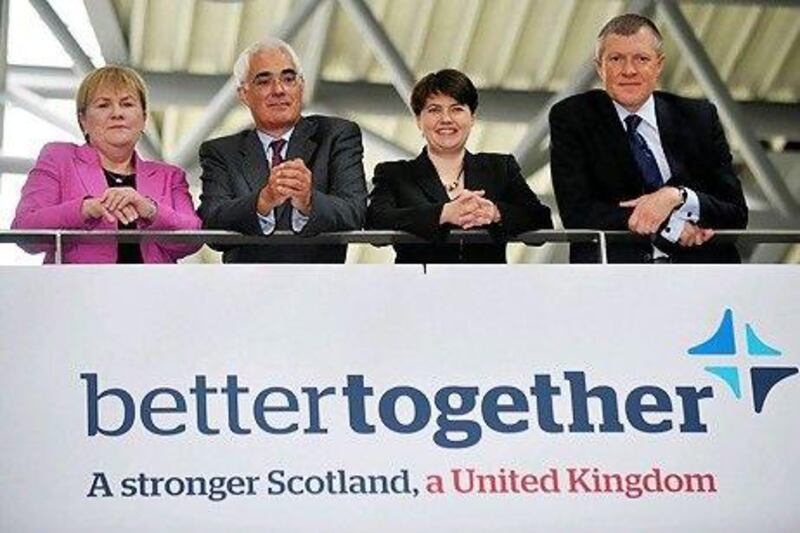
[440, 189, 500, 229]
[81, 187, 156, 225]
[257, 159, 312, 215]
[620, 187, 713, 247]
[678, 222, 714, 247]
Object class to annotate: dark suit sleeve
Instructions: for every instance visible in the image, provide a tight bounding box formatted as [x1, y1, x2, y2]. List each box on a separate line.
[494, 155, 553, 235]
[301, 121, 367, 235]
[691, 103, 748, 229]
[197, 140, 262, 235]
[366, 162, 447, 241]
[549, 103, 632, 230]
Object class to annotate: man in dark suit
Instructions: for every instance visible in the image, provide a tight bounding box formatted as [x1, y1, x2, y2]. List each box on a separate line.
[550, 14, 747, 263]
[198, 38, 367, 263]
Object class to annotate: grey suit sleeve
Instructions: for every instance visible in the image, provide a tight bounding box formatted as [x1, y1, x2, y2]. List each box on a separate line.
[300, 121, 367, 235]
[197, 141, 262, 235]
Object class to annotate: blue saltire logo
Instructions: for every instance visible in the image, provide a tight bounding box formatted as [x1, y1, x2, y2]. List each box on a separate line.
[688, 308, 797, 413]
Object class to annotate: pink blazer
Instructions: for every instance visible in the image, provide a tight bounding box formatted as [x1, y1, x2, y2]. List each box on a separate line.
[12, 142, 202, 263]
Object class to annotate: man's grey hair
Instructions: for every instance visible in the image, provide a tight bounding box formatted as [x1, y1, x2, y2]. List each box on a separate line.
[233, 38, 304, 87]
[595, 13, 663, 61]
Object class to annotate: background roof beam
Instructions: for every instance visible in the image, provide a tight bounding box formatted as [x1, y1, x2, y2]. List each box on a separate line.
[0, 84, 81, 138]
[658, 0, 800, 220]
[29, 0, 94, 73]
[82, 0, 128, 64]
[8, 66, 800, 141]
[337, 0, 415, 108]
[302, 0, 334, 104]
[0, 155, 35, 174]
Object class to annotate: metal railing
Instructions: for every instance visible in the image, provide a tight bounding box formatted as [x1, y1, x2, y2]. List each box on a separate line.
[1, 229, 799, 264]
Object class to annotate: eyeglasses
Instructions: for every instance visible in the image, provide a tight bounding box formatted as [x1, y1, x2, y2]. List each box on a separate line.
[250, 69, 302, 90]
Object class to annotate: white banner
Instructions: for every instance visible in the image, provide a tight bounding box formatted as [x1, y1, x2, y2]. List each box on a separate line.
[1, 265, 798, 531]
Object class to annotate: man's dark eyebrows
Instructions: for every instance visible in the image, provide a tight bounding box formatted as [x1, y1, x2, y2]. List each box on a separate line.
[251, 71, 274, 82]
[252, 68, 298, 81]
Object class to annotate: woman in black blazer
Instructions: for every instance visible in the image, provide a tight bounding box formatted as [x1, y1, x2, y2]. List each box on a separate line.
[367, 69, 552, 263]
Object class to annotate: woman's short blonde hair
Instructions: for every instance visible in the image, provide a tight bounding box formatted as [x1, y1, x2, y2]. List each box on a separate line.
[75, 65, 148, 128]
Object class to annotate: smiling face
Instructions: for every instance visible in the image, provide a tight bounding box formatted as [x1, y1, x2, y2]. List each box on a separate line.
[596, 27, 664, 112]
[238, 48, 304, 136]
[79, 86, 145, 154]
[416, 92, 475, 156]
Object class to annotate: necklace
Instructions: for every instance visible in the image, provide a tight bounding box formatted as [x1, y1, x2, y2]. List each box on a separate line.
[445, 169, 464, 193]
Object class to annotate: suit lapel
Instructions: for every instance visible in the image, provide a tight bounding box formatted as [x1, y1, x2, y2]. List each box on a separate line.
[75, 144, 109, 197]
[412, 148, 449, 202]
[654, 93, 686, 183]
[463, 150, 494, 197]
[286, 116, 318, 169]
[240, 130, 268, 193]
[133, 152, 161, 199]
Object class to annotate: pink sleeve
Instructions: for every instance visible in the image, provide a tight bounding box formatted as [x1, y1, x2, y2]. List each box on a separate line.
[11, 144, 97, 230]
[141, 167, 202, 260]
[143, 167, 201, 231]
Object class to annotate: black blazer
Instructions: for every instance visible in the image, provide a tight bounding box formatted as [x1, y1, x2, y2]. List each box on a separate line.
[367, 149, 553, 263]
[549, 90, 748, 263]
[197, 115, 367, 263]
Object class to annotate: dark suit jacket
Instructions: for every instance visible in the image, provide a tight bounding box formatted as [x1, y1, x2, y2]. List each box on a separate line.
[197, 115, 367, 263]
[549, 90, 748, 263]
[367, 149, 553, 263]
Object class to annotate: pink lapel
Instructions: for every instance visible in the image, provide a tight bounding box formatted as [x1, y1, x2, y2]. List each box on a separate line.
[74, 144, 108, 197]
[132, 152, 163, 200]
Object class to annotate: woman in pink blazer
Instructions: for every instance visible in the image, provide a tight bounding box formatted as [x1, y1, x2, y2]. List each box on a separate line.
[12, 66, 201, 263]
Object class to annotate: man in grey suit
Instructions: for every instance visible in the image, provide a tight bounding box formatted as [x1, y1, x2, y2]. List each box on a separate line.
[198, 38, 367, 263]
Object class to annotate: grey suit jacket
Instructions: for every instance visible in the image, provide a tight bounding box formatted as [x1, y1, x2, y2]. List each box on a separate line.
[198, 115, 367, 263]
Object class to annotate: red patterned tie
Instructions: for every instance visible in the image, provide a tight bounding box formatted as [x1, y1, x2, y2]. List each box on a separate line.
[269, 139, 286, 168]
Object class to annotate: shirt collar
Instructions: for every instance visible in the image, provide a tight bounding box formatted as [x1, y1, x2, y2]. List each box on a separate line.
[256, 127, 294, 150]
[612, 94, 658, 131]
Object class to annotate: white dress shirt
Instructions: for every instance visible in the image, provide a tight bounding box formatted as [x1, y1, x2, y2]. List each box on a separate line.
[613, 96, 700, 251]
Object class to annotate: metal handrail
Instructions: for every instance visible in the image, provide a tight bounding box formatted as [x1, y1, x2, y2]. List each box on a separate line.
[1, 229, 799, 264]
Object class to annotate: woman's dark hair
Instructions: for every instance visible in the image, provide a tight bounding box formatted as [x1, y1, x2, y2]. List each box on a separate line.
[410, 69, 478, 116]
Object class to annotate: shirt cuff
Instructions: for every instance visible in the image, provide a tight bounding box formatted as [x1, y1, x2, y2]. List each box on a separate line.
[258, 210, 276, 235]
[673, 188, 700, 222]
[291, 208, 309, 233]
[660, 213, 686, 243]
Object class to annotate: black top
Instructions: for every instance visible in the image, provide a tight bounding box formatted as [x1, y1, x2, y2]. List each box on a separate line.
[367, 149, 553, 264]
[103, 170, 143, 264]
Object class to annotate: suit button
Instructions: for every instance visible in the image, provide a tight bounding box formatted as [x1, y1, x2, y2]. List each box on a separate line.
[643, 253, 652, 262]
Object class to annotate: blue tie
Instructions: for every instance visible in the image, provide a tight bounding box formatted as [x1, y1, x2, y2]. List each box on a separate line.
[624, 114, 662, 192]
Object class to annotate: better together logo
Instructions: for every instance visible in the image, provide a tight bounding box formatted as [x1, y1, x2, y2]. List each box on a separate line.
[688, 308, 797, 413]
